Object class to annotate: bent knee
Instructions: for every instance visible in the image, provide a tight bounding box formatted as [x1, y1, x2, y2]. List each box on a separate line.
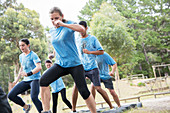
[79, 89, 90, 100]
[8, 92, 14, 100]
[62, 98, 67, 102]
[40, 77, 49, 87]
[95, 86, 102, 91]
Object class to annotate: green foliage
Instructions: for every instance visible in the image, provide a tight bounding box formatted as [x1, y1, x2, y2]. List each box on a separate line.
[29, 38, 48, 73]
[137, 82, 145, 87]
[0, 3, 48, 92]
[90, 3, 136, 64]
[0, 0, 17, 16]
[130, 83, 134, 86]
[62, 74, 74, 88]
[79, 0, 170, 78]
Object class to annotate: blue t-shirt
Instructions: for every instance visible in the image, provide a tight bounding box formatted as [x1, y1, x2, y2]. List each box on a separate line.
[96, 52, 116, 80]
[19, 51, 41, 81]
[77, 35, 103, 71]
[43, 70, 65, 93]
[50, 77, 65, 93]
[49, 21, 82, 68]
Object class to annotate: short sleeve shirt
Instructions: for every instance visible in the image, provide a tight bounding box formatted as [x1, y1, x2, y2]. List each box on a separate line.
[19, 51, 41, 81]
[96, 52, 116, 80]
[77, 35, 103, 71]
[49, 21, 82, 67]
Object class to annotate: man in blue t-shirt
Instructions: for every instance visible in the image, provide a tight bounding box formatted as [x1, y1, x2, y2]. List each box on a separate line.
[94, 52, 121, 108]
[72, 21, 113, 112]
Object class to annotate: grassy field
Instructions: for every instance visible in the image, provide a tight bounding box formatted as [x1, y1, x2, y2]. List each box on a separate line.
[9, 77, 170, 113]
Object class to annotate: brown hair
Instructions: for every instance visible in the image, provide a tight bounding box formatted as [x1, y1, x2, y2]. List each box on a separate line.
[49, 7, 67, 23]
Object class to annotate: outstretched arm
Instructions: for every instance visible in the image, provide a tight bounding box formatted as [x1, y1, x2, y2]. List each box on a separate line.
[83, 49, 104, 55]
[54, 20, 85, 33]
[63, 23, 85, 33]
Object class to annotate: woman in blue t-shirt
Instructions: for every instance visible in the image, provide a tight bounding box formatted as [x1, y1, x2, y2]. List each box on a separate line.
[40, 7, 96, 113]
[8, 38, 43, 113]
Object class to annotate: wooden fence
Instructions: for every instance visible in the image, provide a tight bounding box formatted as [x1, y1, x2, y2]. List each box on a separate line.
[62, 91, 170, 110]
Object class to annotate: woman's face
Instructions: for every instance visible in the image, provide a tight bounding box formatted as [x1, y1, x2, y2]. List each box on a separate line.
[19, 41, 30, 53]
[50, 12, 63, 26]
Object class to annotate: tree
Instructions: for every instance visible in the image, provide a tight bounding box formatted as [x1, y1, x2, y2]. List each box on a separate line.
[0, 0, 17, 16]
[90, 3, 136, 77]
[0, 4, 48, 92]
[79, 0, 169, 77]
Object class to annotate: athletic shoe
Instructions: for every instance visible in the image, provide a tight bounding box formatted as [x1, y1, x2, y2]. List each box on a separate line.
[69, 111, 78, 113]
[23, 104, 32, 113]
[41, 110, 52, 113]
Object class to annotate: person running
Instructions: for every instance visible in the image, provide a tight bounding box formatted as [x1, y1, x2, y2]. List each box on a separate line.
[0, 86, 12, 113]
[43, 59, 72, 113]
[8, 38, 43, 113]
[40, 7, 96, 113]
[92, 52, 121, 108]
[72, 21, 113, 112]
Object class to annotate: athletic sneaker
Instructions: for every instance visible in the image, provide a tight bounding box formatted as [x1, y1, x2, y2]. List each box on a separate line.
[69, 111, 78, 113]
[41, 110, 52, 113]
[23, 104, 32, 113]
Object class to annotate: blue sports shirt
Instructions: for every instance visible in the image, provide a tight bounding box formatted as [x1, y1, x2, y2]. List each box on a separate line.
[49, 21, 82, 67]
[49, 77, 65, 93]
[96, 52, 116, 80]
[77, 34, 103, 71]
[19, 51, 41, 81]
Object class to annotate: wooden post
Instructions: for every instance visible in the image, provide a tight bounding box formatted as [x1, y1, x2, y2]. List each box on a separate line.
[152, 66, 157, 79]
[158, 67, 161, 78]
[115, 67, 121, 97]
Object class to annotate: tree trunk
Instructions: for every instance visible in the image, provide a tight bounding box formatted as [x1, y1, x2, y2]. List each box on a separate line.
[13, 61, 20, 81]
[141, 42, 150, 65]
[139, 63, 142, 71]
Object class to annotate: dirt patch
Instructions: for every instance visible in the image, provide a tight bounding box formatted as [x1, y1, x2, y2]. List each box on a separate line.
[128, 96, 170, 113]
[9, 78, 170, 113]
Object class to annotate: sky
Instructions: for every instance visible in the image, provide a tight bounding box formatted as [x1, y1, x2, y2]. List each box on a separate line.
[17, 0, 89, 27]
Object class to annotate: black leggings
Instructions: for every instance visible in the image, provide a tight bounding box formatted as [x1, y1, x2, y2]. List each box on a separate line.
[52, 88, 72, 113]
[40, 64, 90, 100]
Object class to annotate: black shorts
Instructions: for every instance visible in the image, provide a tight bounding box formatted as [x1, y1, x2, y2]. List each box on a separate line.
[101, 78, 114, 89]
[85, 68, 101, 86]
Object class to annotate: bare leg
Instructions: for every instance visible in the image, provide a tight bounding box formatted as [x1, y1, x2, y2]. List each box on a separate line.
[108, 89, 121, 107]
[72, 84, 78, 112]
[91, 83, 96, 99]
[72, 84, 97, 113]
[84, 93, 97, 113]
[94, 86, 113, 109]
[41, 86, 51, 111]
